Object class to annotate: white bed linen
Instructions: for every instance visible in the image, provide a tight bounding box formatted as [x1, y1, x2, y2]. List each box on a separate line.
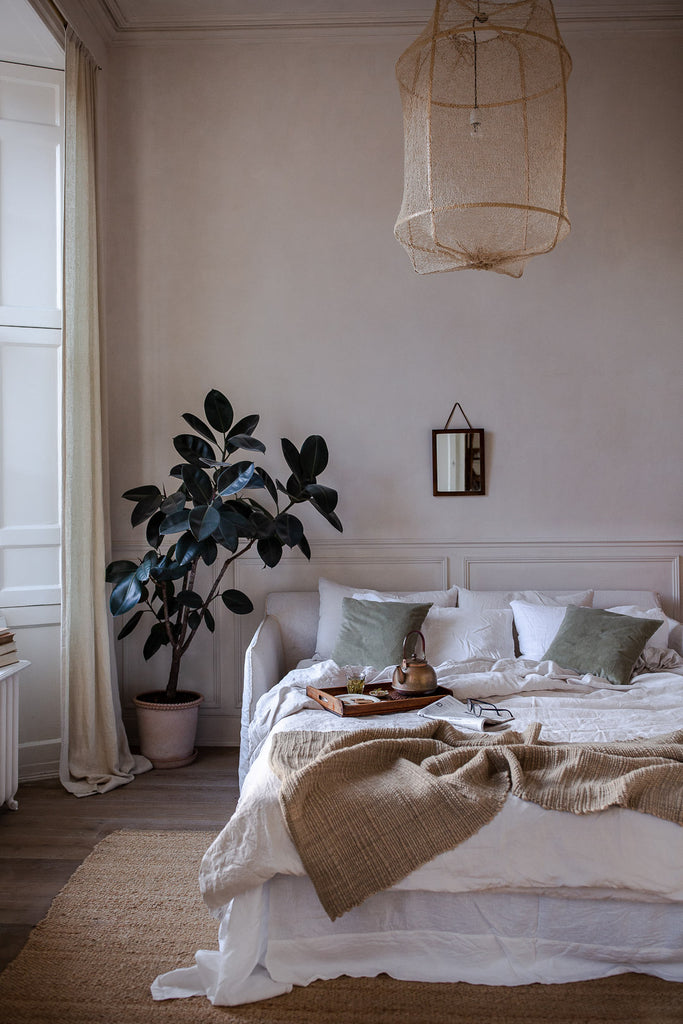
[152, 657, 683, 1005]
[266, 880, 683, 986]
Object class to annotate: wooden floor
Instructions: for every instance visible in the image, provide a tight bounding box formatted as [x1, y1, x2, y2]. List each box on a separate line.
[0, 747, 240, 974]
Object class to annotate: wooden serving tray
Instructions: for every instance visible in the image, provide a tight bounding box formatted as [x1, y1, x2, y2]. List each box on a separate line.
[306, 684, 451, 717]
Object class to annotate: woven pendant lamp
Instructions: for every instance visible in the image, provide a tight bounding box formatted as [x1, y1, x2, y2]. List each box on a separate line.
[394, 0, 572, 277]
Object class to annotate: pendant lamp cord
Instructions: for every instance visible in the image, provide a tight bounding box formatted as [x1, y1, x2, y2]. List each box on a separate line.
[472, 1, 488, 109]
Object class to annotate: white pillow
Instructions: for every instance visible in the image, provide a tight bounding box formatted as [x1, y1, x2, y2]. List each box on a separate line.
[510, 601, 570, 661]
[458, 589, 594, 612]
[353, 588, 457, 605]
[422, 607, 515, 665]
[315, 577, 458, 660]
[607, 606, 673, 650]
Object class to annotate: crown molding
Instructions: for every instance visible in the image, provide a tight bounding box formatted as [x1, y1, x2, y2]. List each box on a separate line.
[92, 2, 683, 41]
[55, 0, 118, 50]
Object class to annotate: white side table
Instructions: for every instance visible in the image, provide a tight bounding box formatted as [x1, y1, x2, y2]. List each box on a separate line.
[1, 660, 30, 810]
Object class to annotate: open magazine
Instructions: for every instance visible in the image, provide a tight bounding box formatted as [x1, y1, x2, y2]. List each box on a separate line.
[417, 695, 514, 732]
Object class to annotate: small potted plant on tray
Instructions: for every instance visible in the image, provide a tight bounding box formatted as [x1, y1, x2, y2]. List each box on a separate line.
[106, 388, 342, 767]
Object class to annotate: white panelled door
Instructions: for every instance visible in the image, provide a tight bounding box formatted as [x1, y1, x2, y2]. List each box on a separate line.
[0, 60, 64, 779]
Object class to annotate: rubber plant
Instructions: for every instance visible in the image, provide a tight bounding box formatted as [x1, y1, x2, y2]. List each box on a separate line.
[106, 388, 342, 702]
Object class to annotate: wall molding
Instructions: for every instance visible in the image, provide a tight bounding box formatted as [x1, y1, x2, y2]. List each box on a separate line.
[112, 537, 682, 749]
[85, 1, 683, 45]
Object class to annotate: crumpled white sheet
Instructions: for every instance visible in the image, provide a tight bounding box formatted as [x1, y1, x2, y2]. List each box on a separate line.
[637, 645, 683, 673]
[152, 658, 683, 1005]
[200, 658, 683, 916]
[245, 656, 683, 768]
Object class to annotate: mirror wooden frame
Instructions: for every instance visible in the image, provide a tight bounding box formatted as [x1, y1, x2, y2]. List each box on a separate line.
[432, 428, 485, 496]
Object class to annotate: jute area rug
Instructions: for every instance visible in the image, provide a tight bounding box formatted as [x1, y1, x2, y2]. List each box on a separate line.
[0, 830, 680, 1024]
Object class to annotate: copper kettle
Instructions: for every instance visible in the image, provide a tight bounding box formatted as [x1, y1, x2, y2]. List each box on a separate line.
[392, 630, 437, 695]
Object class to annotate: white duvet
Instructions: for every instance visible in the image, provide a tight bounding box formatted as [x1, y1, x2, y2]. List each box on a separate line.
[153, 657, 683, 1005]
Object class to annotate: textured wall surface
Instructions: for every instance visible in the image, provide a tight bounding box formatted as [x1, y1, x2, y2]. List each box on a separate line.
[94, 21, 683, 744]
[103, 25, 683, 549]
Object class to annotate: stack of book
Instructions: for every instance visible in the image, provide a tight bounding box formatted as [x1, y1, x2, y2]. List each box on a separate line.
[0, 628, 20, 668]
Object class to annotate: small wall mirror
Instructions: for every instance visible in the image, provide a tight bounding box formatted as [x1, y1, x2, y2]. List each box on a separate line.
[432, 428, 485, 496]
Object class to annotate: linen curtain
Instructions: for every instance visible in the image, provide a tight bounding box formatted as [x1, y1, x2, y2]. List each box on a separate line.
[60, 28, 151, 795]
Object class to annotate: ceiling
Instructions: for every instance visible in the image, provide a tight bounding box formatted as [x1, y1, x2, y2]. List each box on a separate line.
[90, 1, 683, 36]
[2, 0, 679, 66]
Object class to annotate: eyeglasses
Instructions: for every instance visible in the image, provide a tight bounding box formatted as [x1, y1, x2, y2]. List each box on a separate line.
[466, 698, 514, 721]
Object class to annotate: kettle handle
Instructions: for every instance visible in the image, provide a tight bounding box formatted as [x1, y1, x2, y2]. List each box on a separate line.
[402, 629, 427, 661]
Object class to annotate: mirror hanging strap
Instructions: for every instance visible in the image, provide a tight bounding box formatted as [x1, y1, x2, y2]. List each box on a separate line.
[443, 401, 473, 430]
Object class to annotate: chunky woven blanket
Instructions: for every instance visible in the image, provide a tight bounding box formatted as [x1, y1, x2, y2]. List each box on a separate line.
[269, 722, 683, 919]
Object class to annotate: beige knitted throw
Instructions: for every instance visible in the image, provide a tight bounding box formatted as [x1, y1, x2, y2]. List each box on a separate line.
[269, 722, 683, 920]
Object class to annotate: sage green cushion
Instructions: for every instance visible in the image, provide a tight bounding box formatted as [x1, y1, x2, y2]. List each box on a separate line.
[331, 597, 432, 669]
[542, 605, 663, 685]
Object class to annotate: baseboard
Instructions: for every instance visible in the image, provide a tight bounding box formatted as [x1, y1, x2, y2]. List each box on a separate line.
[122, 709, 241, 748]
[18, 755, 60, 781]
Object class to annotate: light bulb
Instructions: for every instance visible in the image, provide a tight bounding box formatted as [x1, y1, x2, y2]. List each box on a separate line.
[469, 107, 484, 137]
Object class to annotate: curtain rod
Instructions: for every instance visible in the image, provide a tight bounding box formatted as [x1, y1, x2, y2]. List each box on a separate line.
[26, 0, 103, 71]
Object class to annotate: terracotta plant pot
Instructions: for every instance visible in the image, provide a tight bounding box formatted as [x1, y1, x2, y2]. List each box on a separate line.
[133, 690, 204, 769]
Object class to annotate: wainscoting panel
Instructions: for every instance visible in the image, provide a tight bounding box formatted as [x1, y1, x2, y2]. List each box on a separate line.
[113, 539, 682, 748]
[450, 542, 681, 615]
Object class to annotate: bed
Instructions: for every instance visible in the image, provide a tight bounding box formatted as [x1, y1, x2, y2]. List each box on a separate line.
[152, 579, 683, 1007]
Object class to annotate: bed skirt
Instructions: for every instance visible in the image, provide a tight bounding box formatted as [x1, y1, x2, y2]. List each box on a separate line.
[152, 875, 683, 1006]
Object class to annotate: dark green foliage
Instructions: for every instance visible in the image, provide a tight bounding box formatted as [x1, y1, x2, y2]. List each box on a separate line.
[106, 389, 342, 700]
[220, 590, 254, 615]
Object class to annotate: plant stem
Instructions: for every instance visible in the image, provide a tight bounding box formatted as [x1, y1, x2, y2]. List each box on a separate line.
[180, 536, 257, 655]
[165, 495, 298, 691]
[161, 583, 176, 647]
[167, 644, 182, 700]
[178, 496, 298, 655]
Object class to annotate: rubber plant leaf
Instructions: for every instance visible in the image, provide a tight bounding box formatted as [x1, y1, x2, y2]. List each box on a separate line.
[175, 531, 202, 567]
[131, 491, 164, 528]
[221, 589, 254, 615]
[122, 485, 160, 502]
[200, 536, 218, 565]
[300, 435, 328, 480]
[274, 512, 304, 547]
[180, 464, 214, 504]
[217, 463, 255, 496]
[105, 559, 138, 583]
[303, 483, 338, 513]
[189, 504, 221, 542]
[159, 509, 191, 535]
[204, 390, 234, 433]
[281, 437, 303, 481]
[226, 433, 266, 455]
[146, 509, 165, 548]
[258, 535, 283, 568]
[173, 434, 216, 467]
[181, 412, 216, 444]
[116, 609, 144, 641]
[228, 413, 259, 439]
[109, 573, 143, 616]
